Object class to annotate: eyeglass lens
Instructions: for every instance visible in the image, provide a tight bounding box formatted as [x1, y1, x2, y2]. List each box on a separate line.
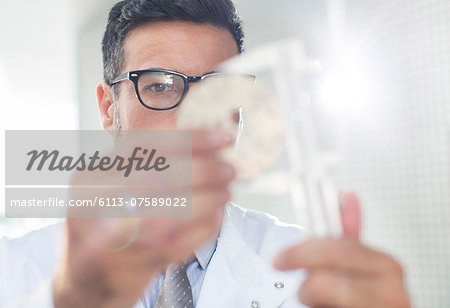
[137, 72, 185, 109]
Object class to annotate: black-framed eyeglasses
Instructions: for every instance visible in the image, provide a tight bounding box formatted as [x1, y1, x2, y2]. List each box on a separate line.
[111, 68, 256, 111]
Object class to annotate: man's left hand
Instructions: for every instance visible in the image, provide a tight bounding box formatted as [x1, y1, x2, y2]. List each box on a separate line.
[273, 193, 411, 308]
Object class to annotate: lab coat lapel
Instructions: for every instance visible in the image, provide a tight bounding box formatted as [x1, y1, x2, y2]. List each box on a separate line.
[196, 205, 303, 308]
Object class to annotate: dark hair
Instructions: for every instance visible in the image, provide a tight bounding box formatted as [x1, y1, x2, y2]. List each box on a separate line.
[102, 0, 244, 88]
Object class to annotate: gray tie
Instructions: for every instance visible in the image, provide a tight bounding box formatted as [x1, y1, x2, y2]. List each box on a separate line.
[154, 263, 194, 308]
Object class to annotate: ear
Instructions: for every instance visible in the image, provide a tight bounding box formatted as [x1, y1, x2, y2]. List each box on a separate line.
[97, 82, 116, 130]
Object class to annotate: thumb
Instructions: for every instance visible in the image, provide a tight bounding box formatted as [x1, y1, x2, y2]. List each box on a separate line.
[339, 192, 361, 241]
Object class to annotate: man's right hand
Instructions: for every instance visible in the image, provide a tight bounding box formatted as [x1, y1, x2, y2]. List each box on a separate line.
[53, 130, 235, 308]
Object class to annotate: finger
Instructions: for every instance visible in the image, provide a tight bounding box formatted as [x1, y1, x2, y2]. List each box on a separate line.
[273, 239, 400, 275]
[192, 158, 235, 187]
[192, 130, 234, 154]
[121, 184, 229, 249]
[298, 269, 375, 308]
[191, 186, 231, 219]
[130, 218, 180, 249]
[165, 212, 222, 261]
[339, 192, 361, 240]
[132, 186, 229, 248]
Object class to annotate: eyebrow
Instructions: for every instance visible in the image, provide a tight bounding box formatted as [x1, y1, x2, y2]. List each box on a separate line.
[146, 67, 219, 77]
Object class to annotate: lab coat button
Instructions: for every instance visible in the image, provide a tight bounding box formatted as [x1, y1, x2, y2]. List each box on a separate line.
[274, 281, 285, 289]
[251, 300, 260, 308]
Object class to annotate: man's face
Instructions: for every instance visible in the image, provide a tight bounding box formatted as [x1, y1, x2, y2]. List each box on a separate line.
[111, 21, 239, 130]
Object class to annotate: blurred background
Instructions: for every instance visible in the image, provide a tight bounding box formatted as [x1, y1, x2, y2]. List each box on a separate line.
[0, 0, 449, 306]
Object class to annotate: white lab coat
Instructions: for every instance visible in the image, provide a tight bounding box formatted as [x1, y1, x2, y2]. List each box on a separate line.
[0, 203, 307, 308]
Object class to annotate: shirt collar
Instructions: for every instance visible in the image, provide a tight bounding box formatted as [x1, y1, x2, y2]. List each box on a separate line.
[193, 237, 218, 270]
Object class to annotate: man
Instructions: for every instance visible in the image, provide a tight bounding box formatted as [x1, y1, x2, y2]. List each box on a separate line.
[0, 1, 411, 307]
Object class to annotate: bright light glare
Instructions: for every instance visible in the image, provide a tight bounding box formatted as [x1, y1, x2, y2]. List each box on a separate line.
[319, 48, 380, 120]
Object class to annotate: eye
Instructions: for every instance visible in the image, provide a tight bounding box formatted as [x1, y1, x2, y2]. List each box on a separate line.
[145, 83, 174, 93]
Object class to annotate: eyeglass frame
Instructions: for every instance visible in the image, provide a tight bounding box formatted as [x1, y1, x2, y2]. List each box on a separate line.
[111, 68, 255, 111]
